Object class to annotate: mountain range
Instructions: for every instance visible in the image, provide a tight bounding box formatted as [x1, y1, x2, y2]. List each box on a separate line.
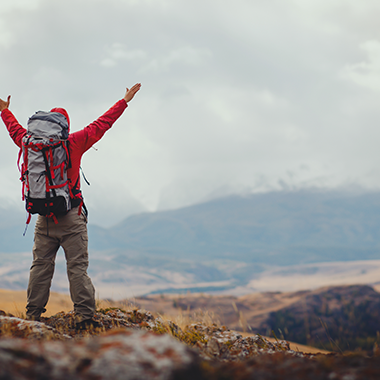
[1, 189, 380, 298]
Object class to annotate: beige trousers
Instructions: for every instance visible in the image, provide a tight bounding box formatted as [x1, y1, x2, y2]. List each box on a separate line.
[26, 207, 95, 320]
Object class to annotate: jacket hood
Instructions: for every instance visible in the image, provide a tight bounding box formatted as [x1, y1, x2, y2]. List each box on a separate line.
[50, 108, 70, 131]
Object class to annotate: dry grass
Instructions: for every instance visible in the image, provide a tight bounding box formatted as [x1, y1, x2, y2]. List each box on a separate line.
[0, 288, 330, 354]
[0, 288, 72, 317]
[99, 296, 329, 354]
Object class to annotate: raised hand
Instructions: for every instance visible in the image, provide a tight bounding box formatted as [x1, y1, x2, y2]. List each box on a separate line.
[123, 83, 141, 104]
[0, 95, 11, 112]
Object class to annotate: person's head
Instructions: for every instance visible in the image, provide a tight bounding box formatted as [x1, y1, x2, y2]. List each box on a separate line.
[50, 107, 70, 130]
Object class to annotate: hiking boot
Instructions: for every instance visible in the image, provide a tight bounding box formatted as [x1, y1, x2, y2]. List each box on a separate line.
[75, 319, 103, 331]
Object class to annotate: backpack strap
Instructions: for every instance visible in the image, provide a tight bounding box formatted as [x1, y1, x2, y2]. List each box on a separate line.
[23, 212, 32, 237]
[41, 148, 56, 198]
[17, 147, 22, 173]
[66, 140, 72, 169]
[40, 143, 70, 197]
[20, 138, 32, 201]
[70, 174, 87, 217]
[18, 146, 26, 201]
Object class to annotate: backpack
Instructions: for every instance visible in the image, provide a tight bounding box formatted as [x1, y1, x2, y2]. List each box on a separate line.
[19, 111, 73, 224]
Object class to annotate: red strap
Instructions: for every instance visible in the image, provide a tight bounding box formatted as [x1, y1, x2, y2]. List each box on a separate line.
[21, 180, 25, 201]
[49, 148, 55, 179]
[46, 212, 59, 224]
[20, 142, 30, 201]
[47, 180, 69, 190]
[17, 147, 23, 172]
[26, 213, 32, 225]
[45, 174, 49, 193]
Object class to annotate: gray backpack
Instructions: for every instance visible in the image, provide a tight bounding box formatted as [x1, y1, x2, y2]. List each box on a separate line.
[20, 111, 72, 223]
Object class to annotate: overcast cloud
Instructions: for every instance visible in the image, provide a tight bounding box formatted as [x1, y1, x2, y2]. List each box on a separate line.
[1, 0, 380, 226]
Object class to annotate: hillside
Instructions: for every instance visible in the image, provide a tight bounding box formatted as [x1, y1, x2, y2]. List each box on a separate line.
[2, 284, 372, 353]
[126, 284, 380, 353]
[257, 285, 380, 352]
[4, 284, 380, 353]
[1, 297, 380, 379]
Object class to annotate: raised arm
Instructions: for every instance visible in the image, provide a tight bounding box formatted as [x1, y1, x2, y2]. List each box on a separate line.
[0, 95, 27, 148]
[70, 83, 142, 153]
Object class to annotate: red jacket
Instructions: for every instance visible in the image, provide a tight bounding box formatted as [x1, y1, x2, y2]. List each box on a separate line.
[1, 99, 128, 199]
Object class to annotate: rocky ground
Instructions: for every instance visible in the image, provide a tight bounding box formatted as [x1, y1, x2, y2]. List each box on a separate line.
[1, 307, 380, 379]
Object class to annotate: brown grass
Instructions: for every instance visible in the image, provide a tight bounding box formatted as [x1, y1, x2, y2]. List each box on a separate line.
[0, 288, 330, 354]
[0, 288, 72, 317]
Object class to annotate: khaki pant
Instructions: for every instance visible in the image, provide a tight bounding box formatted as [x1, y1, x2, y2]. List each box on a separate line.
[26, 207, 95, 320]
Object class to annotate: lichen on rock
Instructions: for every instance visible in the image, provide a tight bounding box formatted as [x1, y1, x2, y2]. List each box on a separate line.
[0, 329, 200, 380]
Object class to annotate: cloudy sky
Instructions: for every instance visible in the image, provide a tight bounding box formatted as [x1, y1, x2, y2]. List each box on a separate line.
[1, 0, 380, 227]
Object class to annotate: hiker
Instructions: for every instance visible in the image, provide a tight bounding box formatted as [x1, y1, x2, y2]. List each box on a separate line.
[0, 83, 141, 329]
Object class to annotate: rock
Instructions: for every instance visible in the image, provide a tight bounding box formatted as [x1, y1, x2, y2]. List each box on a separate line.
[0, 316, 71, 340]
[0, 308, 304, 380]
[181, 322, 298, 361]
[39, 308, 158, 337]
[0, 329, 201, 380]
[2, 308, 380, 379]
[206, 338, 221, 356]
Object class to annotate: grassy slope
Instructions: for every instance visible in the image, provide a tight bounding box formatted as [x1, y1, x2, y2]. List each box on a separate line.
[0, 287, 328, 354]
